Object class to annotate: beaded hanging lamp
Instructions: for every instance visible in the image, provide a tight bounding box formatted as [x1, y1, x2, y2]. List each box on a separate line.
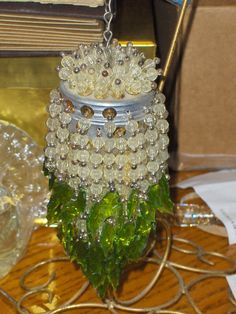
[44, 0, 173, 298]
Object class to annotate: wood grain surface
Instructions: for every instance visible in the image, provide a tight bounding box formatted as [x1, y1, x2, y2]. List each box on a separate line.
[0, 171, 235, 314]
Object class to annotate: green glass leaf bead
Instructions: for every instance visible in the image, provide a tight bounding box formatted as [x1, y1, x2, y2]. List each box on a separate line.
[87, 191, 122, 240]
[47, 195, 61, 224]
[116, 221, 136, 250]
[147, 175, 173, 214]
[127, 189, 139, 219]
[100, 222, 116, 257]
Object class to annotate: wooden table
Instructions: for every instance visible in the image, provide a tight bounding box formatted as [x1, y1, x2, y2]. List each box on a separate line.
[0, 171, 235, 314]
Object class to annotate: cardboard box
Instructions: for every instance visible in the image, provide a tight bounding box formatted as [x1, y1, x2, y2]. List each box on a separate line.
[154, 0, 236, 170]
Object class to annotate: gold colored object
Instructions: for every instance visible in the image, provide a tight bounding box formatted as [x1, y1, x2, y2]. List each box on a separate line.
[0, 88, 48, 147]
[158, 0, 189, 92]
[102, 107, 117, 120]
[0, 57, 59, 89]
[113, 126, 126, 137]
[115, 0, 157, 59]
[120, 41, 156, 59]
[0, 57, 59, 146]
[65, 100, 75, 113]
[80, 105, 94, 118]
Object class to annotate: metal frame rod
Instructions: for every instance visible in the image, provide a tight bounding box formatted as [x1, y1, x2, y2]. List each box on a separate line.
[158, 0, 189, 92]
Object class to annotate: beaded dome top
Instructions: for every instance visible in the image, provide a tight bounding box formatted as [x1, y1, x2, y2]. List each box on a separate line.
[57, 40, 162, 99]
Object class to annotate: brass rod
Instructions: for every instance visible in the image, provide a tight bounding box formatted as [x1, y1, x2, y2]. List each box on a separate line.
[158, 0, 189, 92]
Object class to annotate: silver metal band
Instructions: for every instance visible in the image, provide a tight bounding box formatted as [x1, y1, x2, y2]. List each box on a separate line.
[60, 81, 155, 135]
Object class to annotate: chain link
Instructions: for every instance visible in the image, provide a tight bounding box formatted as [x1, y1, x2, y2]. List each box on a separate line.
[103, 0, 113, 47]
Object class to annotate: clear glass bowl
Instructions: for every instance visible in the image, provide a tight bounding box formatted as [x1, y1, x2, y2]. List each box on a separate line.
[0, 120, 49, 278]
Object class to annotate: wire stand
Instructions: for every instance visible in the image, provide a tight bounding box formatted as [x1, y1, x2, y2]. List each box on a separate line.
[1, 218, 236, 314]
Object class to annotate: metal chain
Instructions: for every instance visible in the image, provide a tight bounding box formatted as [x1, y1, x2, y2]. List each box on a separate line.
[103, 0, 113, 47]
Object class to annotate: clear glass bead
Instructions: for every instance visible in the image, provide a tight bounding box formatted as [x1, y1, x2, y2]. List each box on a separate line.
[139, 180, 149, 193]
[145, 68, 158, 81]
[130, 65, 142, 77]
[153, 103, 168, 118]
[128, 168, 139, 182]
[77, 217, 87, 233]
[90, 168, 103, 182]
[90, 153, 103, 166]
[61, 55, 74, 68]
[127, 137, 139, 151]
[59, 67, 71, 80]
[56, 159, 68, 173]
[104, 121, 116, 136]
[127, 80, 142, 95]
[144, 113, 156, 128]
[70, 134, 89, 148]
[49, 103, 62, 118]
[46, 118, 60, 132]
[70, 133, 80, 146]
[137, 164, 147, 178]
[68, 77, 77, 90]
[147, 161, 160, 174]
[125, 120, 139, 135]
[136, 133, 146, 147]
[104, 168, 115, 182]
[129, 153, 139, 166]
[92, 137, 105, 151]
[156, 120, 169, 133]
[158, 134, 169, 149]
[68, 163, 78, 176]
[145, 129, 158, 144]
[114, 169, 125, 183]
[45, 160, 55, 172]
[45, 147, 56, 159]
[69, 149, 80, 162]
[90, 183, 103, 196]
[116, 184, 129, 199]
[78, 166, 90, 180]
[115, 138, 127, 152]
[56, 143, 69, 157]
[77, 150, 90, 163]
[56, 127, 69, 142]
[136, 150, 146, 163]
[45, 132, 57, 146]
[94, 85, 109, 99]
[68, 177, 80, 190]
[159, 149, 169, 162]
[105, 138, 115, 152]
[147, 145, 159, 160]
[115, 154, 127, 168]
[143, 58, 156, 69]
[111, 83, 125, 99]
[154, 93, 166, 104]
[59, 112, 72, 125]
[50, 89, 61, 102]
[77, 118, 91, 133]
[103, 153, 115, 166]
[141, 80, 152, 93]
[154, 155, 163, 166]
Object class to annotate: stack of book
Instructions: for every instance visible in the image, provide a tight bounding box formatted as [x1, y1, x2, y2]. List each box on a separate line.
[0, 0, 106, 54]
[0, 0, 105, 6]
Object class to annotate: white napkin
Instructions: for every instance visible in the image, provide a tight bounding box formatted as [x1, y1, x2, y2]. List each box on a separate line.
[177, 170, 236, 244]
[177, 169, 236, 299]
